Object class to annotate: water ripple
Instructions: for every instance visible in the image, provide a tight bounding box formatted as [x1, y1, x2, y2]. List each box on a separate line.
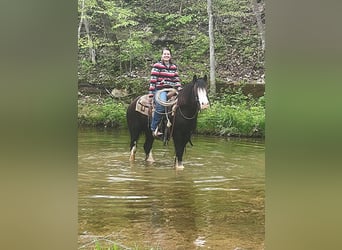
[107, 176, 147, 182]
[90, 195, 149, 199]
[199, 187, 240, 191]
[194, 177, 233, 183]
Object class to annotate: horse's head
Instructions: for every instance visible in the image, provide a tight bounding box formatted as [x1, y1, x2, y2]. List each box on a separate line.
[193, 75, 210, 110]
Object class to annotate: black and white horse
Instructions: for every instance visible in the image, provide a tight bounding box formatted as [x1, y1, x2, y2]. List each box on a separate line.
[126, 75, 209, 169]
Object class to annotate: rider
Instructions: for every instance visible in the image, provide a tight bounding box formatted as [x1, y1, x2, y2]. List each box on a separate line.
[148, 47, 182, 137]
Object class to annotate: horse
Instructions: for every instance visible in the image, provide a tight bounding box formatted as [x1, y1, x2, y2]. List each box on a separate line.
[126, 75, 210, 169]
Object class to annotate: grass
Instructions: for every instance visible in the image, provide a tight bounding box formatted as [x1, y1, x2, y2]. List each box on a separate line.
[78, 97, 127, 128]
[197, 101, 265, 137]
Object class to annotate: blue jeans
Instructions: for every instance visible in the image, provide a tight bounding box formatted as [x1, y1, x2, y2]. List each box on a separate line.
[151, 90, 167, 132]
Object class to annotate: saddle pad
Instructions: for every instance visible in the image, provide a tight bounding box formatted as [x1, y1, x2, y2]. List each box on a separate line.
[135, 95, 152, 116]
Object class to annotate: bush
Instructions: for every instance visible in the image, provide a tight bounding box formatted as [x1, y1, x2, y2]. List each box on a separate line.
[78, 91, 265, 138]
[78, 97, 127, 128]
[197, 94, 265, 137]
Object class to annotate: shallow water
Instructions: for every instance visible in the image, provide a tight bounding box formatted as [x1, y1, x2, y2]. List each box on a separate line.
[78, 128, 265, 249]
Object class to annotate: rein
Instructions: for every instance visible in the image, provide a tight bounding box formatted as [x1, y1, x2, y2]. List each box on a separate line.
[177, 103, 199, 120]
[169, 86, 199, 139]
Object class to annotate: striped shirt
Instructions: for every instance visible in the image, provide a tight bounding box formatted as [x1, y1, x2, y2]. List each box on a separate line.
[148, 62, 181, 93]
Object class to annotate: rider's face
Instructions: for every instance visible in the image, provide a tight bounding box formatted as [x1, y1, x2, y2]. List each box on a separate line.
[161, 50, 171, 62]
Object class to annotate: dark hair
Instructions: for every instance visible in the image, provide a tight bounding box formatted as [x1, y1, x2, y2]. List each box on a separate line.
[162, 47, 172, 55]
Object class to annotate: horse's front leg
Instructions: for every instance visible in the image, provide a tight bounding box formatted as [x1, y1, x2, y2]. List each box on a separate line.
[174, 156, 184, 169]
[129, 141, 137, 161]
[174, 144, 186, 169]
[173, 133, 189, 169]
[144, 130, 155, 162]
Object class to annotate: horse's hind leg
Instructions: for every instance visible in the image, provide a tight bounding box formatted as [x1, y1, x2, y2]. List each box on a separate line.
[129, 129, 140, 161]
[144, 130, 155, 162]
[129, 141, 137, 161]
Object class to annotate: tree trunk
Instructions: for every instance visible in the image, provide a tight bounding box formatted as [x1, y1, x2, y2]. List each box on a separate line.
[179, 0, 183, 15]
[95, 0, 119, 44]
[83, 18, 96, 65]
[207, 0, 216, 95]
[77, 0, 85, 40]
[78, 0, 96, 65]
[251, 0, 265, 52]
[129, 30, 132, 74]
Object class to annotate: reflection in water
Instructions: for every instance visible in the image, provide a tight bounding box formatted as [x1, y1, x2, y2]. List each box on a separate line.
[78, 128, 264, 249]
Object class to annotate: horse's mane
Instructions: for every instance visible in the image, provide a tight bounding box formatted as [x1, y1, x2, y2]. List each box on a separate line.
[177, 80, 195, 107]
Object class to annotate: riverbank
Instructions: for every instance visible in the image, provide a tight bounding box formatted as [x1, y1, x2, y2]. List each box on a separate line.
[78, 89, 265, 138]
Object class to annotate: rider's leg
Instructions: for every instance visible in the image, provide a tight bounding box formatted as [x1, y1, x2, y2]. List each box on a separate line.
[151, 90, 167, 133]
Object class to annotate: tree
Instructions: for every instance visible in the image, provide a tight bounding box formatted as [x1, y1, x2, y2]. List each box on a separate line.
[207, 0, 216, 95]
[251, 0, 265, 52]
[78, 0, 96, 64]
[77, 0, 265, 86]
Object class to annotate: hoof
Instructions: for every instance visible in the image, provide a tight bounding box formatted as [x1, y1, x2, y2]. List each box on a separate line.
[175, 165, 184, 170]
[174, 158, 184, 169]
[146, 157, 155, 163]
[175, 161, 184, 170]
[145, 151, 154, 162]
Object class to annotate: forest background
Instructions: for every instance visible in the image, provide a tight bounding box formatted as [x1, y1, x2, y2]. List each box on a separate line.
[78, 0, 265, 137]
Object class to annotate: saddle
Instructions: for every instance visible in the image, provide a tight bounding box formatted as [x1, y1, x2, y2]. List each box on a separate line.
[135, 94, 153, 116]
[135, 92, 178, 117]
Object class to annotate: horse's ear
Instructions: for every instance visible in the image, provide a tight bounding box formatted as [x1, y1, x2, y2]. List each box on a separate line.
[203, 75, 208, 82]
[192, 75, 197, 82]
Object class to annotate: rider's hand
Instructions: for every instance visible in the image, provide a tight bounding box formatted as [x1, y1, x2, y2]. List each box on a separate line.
[175, 83, 182, 91]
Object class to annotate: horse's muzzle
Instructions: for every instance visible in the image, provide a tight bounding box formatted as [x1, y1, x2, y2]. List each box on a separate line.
[200, 102, 210, 110]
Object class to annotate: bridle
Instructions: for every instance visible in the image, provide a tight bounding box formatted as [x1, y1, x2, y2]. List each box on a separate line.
[169, 79, 208, 139]
[176, 82, 202, 120]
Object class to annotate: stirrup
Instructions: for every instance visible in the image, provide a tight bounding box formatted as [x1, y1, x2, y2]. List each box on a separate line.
[152, 127, 163, 138]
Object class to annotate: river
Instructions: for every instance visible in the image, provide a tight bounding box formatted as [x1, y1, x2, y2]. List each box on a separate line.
[78, 128, 265, 249]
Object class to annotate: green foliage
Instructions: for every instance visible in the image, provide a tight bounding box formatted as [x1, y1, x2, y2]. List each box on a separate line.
[197, 103, 265, 137]
[144, 11, 195, 33]
[117, 30, 152, 66]
[108, 6, 138, 29]
[78, 98, 127, 128]
[78, 91, 265, 138]
[181, 33, 209, 61]
[214, 84, 255, 107]
[101, 77, 148, 98]
[164, 13, 194, 27]
[78, 0, 265, 84]
[197, 91, 265, 137]
[78, 58, 93, 79]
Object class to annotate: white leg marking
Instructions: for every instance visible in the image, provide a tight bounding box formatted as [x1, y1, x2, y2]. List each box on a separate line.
[145, 150, 155, 162]
[129, 145, 136, 161]
[174, 158, 184, 170]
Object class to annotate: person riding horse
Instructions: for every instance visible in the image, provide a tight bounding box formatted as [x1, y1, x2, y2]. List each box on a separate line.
[148, 47, 182, 138]
[127, 75, 209, 168]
